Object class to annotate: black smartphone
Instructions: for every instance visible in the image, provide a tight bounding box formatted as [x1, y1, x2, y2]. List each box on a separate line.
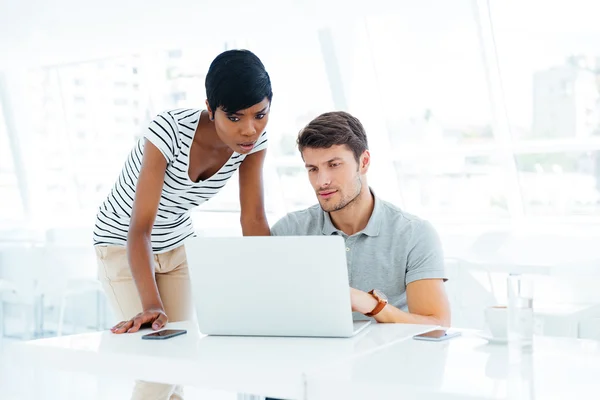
[141, 329, 187, 340]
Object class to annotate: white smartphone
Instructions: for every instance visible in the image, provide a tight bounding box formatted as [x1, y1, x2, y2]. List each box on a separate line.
[413, 329, 462, 342]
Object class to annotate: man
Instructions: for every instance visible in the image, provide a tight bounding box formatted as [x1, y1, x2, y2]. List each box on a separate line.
[271, 111, 450, 325]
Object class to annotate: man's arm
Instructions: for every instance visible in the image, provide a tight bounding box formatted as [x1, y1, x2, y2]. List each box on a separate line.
[351, 280, 451, 326]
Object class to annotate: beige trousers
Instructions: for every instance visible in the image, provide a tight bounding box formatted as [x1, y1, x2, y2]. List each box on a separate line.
[95, 244, 194, 400]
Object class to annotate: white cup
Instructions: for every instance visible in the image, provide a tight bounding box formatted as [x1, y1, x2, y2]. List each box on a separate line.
[485, 306, 508, 339]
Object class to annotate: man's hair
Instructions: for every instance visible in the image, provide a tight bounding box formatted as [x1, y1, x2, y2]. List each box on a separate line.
[205, 49, 273, 113]
[297, 111, 368, 162]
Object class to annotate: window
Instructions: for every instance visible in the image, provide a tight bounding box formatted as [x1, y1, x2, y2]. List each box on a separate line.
[0, 99, 25, 222]
[365, 4, 494, 143]
[515, 151, 600, 216]
[168, 49, 183, 59]
[490, 0, 600, 217]
[395, 155, 509, 219]
[352, 1, 500, 222]
[171, 92, 186, 103]
[10, 2, 600, 227]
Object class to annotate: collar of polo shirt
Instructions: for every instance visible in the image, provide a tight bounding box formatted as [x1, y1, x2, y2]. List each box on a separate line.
[321, 188, 382, 237]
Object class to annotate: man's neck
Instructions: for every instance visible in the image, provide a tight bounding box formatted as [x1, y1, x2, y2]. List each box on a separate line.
[329, 187, 374, 236]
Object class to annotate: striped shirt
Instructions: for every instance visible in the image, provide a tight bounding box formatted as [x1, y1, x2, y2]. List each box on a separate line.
[93, 109, 268, 253]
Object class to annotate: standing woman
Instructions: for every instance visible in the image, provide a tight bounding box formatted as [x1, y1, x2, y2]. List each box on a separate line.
[93, 49, 272, 335]
[93, 49, 272, 399]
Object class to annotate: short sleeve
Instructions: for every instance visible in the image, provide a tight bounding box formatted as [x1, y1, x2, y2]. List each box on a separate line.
[144, 111, 180, 163]
[271, 214, 294, 236]
[405, 220, 447, 285]
[249, 130, 268, 155]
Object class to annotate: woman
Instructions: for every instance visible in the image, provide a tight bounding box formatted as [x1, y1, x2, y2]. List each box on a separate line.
[93, 49, 272, 338]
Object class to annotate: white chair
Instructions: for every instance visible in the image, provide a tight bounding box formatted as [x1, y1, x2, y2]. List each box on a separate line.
[56, 278, 105, 336]
[34, 245, 105, 337]
[0, 280, 18, 338]
[1, 244, 106, 338]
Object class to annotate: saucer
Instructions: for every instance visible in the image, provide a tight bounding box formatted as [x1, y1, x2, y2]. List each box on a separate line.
[476, 332, 508, 345]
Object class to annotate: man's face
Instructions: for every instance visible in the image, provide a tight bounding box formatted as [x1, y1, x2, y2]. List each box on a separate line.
[302, 145, 369, 212]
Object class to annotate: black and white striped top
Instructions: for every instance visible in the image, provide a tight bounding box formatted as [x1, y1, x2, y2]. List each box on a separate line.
[93, 109, 267, 253]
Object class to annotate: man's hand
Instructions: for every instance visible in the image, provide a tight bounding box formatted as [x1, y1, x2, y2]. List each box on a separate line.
[349, 279, 450, 325]
[111, 308, 168, 334]
[350, 287, 378, 315]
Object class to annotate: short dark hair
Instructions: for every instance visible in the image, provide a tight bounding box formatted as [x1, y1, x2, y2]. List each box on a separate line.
[205, 49, 273, 113]
[297, 111, 369, 162]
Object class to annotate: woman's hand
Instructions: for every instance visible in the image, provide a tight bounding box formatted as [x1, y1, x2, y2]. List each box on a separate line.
[110, 308, 168, 334]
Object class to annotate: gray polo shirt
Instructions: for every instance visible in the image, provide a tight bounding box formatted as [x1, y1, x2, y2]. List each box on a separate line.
[271, 194, 446, 314]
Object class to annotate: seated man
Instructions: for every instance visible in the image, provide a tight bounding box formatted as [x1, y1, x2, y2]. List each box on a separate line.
[271, 111, 451, 325]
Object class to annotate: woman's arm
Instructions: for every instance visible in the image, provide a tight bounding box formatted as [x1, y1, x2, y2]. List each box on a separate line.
[238, 148, 270, 236]
[112, 139, 169, 334]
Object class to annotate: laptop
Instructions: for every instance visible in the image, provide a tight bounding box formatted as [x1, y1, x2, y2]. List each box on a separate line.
[185, 235, 371, 338]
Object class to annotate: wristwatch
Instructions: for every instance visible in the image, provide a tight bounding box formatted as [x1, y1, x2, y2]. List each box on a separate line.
[365, 289, 388, 317]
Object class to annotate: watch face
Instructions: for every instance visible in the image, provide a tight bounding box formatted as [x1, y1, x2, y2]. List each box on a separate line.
[373, 290, 388, 302]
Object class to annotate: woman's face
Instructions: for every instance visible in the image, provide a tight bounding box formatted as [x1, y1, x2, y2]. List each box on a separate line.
[209, 98, 271, 154]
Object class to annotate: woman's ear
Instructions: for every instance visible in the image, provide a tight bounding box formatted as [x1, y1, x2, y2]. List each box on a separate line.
[205, 99, 214, 120]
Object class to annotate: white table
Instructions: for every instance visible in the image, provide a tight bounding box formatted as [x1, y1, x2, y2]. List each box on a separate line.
[306, 331, 600, 400]
[8, 320, 436, 399]
[10, 322, 599, 400]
